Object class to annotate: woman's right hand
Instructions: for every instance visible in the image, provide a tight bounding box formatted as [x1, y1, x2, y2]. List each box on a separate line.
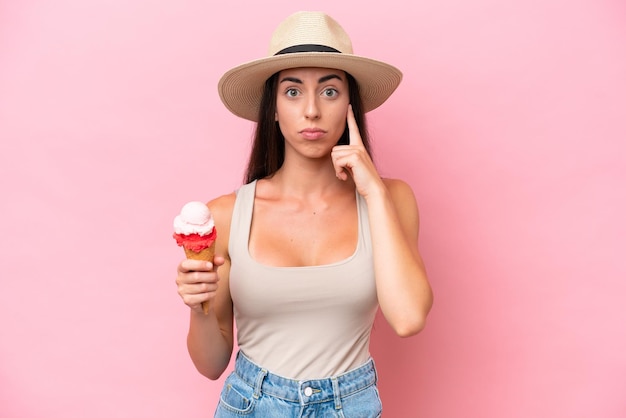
[176, 256, 225, 313]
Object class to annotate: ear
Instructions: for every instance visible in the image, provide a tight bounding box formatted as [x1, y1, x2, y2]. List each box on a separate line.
[274, 112, 278, 122]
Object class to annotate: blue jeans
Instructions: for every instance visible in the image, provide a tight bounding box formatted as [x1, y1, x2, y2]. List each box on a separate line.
[214, 351, 383, 417]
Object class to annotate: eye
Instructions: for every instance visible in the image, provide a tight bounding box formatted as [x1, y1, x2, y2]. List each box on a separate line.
[322, 88, 338, 98]
[285, 88, 299, 97]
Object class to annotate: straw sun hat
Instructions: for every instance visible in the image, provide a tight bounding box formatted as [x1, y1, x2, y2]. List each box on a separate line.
[217, 11, 403, 122]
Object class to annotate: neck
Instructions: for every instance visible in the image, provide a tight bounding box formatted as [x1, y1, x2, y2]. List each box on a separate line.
[270, 157, 353, 197]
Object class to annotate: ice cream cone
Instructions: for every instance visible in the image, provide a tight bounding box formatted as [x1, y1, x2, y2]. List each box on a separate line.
[174, 201, 218, 316]
[184, 245, 215, 262]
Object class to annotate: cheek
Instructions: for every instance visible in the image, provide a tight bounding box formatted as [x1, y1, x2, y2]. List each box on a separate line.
[330, 110, 348, 131]
[275, 100, 296, 122]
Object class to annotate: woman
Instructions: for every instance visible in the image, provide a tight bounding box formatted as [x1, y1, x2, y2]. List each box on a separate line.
[176, 11, 433, 417]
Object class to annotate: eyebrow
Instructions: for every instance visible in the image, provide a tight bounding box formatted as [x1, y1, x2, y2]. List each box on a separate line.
[279, 74, 344, 84]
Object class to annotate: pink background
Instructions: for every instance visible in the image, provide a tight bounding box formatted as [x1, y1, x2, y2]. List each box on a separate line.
[1, 0, 625, 417]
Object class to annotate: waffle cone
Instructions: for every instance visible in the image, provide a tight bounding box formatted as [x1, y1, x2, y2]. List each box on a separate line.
[183, 243, 216, 314]
[184, 245, 215, 261]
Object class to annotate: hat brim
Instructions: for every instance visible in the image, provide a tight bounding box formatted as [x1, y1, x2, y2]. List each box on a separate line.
[218, 53, 403, 122]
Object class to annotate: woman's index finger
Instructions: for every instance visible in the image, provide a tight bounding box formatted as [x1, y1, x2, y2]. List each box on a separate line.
[347, 104, 363, 147]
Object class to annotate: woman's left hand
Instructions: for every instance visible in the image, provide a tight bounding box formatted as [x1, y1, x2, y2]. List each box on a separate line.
[331, 104, 384, 198]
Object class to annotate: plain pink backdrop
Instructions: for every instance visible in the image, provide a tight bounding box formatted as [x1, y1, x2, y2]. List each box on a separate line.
[1, 0, 625, 417]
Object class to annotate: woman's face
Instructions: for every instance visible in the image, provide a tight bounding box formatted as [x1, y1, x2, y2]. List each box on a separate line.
[275, 67, 350, 158]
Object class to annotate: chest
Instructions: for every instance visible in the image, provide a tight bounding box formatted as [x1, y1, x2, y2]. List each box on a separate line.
[248, 196, 358, 267]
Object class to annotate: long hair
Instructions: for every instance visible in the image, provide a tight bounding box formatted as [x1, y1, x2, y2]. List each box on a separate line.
[244, 71, 372, 184]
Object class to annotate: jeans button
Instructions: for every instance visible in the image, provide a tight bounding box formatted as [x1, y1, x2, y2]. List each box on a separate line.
[303, 387, 313, 397]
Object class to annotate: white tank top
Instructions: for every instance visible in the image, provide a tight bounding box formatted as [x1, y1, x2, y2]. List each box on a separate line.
[228, 180, 378, 380]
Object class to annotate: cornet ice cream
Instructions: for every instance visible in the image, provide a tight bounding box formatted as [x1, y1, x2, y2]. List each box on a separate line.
[173, 201, 217, 314]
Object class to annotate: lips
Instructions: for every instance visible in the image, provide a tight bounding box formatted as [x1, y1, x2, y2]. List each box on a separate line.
[300, 128, 326, 140]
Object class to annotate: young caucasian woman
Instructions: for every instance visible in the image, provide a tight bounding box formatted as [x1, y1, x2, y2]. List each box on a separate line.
[175, 11, 433, 417]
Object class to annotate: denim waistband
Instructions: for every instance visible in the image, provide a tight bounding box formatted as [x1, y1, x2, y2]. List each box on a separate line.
[233, 351, 378, 406]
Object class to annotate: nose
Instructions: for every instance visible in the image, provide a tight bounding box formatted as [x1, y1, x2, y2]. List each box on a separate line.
[304, 96, 321, 120]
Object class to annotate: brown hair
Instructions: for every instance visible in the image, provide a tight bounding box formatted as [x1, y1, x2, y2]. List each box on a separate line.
[244, 71, 372, 184]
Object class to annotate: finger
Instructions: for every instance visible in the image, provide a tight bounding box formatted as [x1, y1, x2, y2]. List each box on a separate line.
[188, 270, 220, 283]
[334, 157, 352, 181]
[212, 255, 226, 267]
[177, 270, 219, 291]
[183, 293, 214, 310]
[180, 281, 218, 296]
[179, 259, 214, 273]
[347, 104, 363, 147]
[188, 281, 219, 295]
[335, 165, 350, 181]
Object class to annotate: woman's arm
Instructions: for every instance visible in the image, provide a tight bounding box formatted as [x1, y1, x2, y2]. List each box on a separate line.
[332, 105, 433, 337]
[176, 193, 236, 379]
[365, 178, 433, 337]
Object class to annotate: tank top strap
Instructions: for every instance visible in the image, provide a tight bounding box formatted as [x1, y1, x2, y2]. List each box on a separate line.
[228, 180, 257, 258]
[355, 192, 372, 257]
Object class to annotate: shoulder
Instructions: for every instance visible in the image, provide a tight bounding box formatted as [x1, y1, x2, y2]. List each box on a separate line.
[382, 178, 418, 207]
[207, 191, 237, 258]
[207, 192, 237, 221]
[381, 178, 421, 231]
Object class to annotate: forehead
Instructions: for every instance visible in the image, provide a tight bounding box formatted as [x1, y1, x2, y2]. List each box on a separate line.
[278, 67, 347, 81]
